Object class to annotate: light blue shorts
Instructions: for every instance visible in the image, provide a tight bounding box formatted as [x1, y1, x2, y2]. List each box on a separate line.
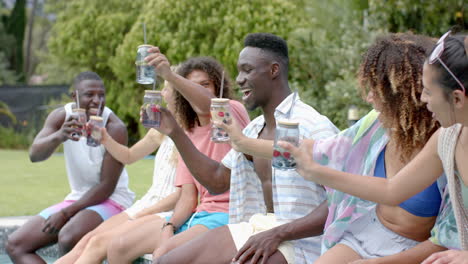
[165, 211, 228, 234]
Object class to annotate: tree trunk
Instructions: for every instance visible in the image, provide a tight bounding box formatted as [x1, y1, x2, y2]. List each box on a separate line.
[25, 0, 39, 82]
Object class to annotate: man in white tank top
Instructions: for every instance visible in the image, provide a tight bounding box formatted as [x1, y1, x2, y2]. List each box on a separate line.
[6, 71, 135, 263]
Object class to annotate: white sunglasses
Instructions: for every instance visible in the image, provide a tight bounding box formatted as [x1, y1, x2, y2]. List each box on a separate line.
[429, 30, 465, 95]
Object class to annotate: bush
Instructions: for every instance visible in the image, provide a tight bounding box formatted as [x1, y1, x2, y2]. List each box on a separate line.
[0, 126, 32, 149]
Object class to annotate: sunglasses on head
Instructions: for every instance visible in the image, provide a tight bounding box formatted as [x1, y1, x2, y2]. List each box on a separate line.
[429, 30, 465, 95]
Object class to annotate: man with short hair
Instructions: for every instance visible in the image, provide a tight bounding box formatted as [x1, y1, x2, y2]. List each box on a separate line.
[6, 71, 134, 264]
[153, 33, 338, 264]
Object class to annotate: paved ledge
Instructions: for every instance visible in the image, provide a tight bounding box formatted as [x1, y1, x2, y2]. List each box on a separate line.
[0, 216, 152, 263]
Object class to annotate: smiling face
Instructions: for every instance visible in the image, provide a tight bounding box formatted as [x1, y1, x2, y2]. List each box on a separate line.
[74, 79, 105, 117]
[236, 47, 273, 111]
[421, 62, 458, 128]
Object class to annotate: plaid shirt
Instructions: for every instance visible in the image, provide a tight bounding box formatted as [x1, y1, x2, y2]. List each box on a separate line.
[222, 93, 338, 263]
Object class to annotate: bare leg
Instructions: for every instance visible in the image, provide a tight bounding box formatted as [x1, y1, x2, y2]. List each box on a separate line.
[74, 214, 159, 264]
[56, 209, 103, 254]
[55, 212, 130, 264]
[155, 226, 237, 264]
[107, 215, 166, 264]
[152, 224, 209, 259]
[6, 216, 57, 264]
[315, 244, 362, 264]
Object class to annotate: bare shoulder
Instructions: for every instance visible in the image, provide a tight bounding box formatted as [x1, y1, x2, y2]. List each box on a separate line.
[43, 107, 67, 130]
[106, 112, 127, 132]
[106, 112, 128, 144]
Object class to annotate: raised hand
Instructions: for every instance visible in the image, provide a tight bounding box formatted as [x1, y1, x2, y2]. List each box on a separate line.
[152, 106, 182, 137]
[59, 116, 83, 142]
[145, 46, 172, 80]
[232, 229, 283, 264]
[214, 117, 245, 152]
[278, 139, 317, 181]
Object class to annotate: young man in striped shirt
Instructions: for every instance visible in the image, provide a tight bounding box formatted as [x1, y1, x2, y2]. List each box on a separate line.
[153, 33, 338, 264]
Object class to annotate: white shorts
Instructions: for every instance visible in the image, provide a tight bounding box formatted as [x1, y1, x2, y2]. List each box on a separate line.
[338, 208, 420, 259]
[228, 214, 295, 264]
[124, 193, 169, 219]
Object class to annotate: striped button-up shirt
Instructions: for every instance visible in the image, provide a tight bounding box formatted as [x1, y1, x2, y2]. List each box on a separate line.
[222, 93, 338, 263]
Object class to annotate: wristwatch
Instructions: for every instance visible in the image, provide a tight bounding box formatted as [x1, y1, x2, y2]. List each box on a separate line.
[161, 222, 177, 233]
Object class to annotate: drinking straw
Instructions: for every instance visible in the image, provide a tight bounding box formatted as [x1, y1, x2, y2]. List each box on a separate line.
[97, 98, 103, 116]
[142, 22, 147, 44]
[76, 90, 80, 109]
[219, 71, 225, 98]
[286, 87, 298, 119]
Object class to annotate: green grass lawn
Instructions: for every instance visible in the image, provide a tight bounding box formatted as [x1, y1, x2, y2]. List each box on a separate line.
[0, 149, 153, 217]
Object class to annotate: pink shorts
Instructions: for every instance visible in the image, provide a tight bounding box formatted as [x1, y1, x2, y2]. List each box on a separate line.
[38, 199, 125, 221]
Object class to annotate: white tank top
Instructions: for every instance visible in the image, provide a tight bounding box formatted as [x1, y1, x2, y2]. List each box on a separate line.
[63, 102, 135, 208]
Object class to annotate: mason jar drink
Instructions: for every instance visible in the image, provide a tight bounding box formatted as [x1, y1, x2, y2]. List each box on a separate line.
[86, 116, 104, 147]
[272, 120, 300, 170]
[210, 98, 231, 143]
[135, 44, 155, 84]
[142, 90, 162, 128]
[70, 108, 87, 139]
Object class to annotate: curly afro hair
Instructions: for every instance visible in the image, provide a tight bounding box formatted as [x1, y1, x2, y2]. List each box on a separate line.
[174, 57, 232, 132]
[358, 33, 440, 162]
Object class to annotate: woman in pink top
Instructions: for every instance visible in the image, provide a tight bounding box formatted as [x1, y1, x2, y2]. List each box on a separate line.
[105, 54, 250, 264]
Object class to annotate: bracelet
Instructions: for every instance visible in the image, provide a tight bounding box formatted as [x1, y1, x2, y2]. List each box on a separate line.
[161, 222, 177, 233]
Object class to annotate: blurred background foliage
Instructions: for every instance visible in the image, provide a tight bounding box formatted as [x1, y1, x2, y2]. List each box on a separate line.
[0, 0, 466, 147]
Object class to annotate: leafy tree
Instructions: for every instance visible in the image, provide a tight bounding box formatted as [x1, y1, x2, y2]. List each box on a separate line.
[109, 0, 305, 135]
[5, 0, 26, 81]
[0, 15, 17, 84]
[39, 0, 144, 84]
[39, 0, 466, 137]
[367, 0, 467, 37]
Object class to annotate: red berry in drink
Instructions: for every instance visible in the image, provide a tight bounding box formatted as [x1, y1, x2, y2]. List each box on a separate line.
[273, 150, 281, 157]
[283, 152, 291, 159]
[218, 112, 225, 117]
[151, 105, 160, 112]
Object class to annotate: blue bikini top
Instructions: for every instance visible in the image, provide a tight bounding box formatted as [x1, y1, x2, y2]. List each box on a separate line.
[374, 147, 441, 217]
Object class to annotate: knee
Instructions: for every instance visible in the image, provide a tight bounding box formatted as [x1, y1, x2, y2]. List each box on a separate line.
[5, 235, 24, 257]
[153, 241, 174, 259]
[86, 233, 107, 250]
[57, 229, 80, 253]
[107, 235, 127, 257]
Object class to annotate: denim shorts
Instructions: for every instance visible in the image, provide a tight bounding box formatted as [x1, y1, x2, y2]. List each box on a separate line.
[338, 208, 420, 259]
[165, 211, 228, 234]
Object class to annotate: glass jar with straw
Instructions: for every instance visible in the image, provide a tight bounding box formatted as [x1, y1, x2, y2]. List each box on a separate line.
[135, 23, 155, 84]
[71, 90, 87, 139]
[86, 116, 104, 147]
[210, 98, 232, 142]
[210, 71, 231, 143]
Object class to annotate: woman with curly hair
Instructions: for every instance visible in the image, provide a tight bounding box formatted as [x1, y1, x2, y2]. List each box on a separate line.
[265, 33, 446, 263]
[101, 52, 250, 263]
[281, 32, 468, 263]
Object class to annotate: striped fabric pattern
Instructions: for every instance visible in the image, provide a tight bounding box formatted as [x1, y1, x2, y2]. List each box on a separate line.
[314, 110, 458, 254]
[223, 93, 339, 263]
